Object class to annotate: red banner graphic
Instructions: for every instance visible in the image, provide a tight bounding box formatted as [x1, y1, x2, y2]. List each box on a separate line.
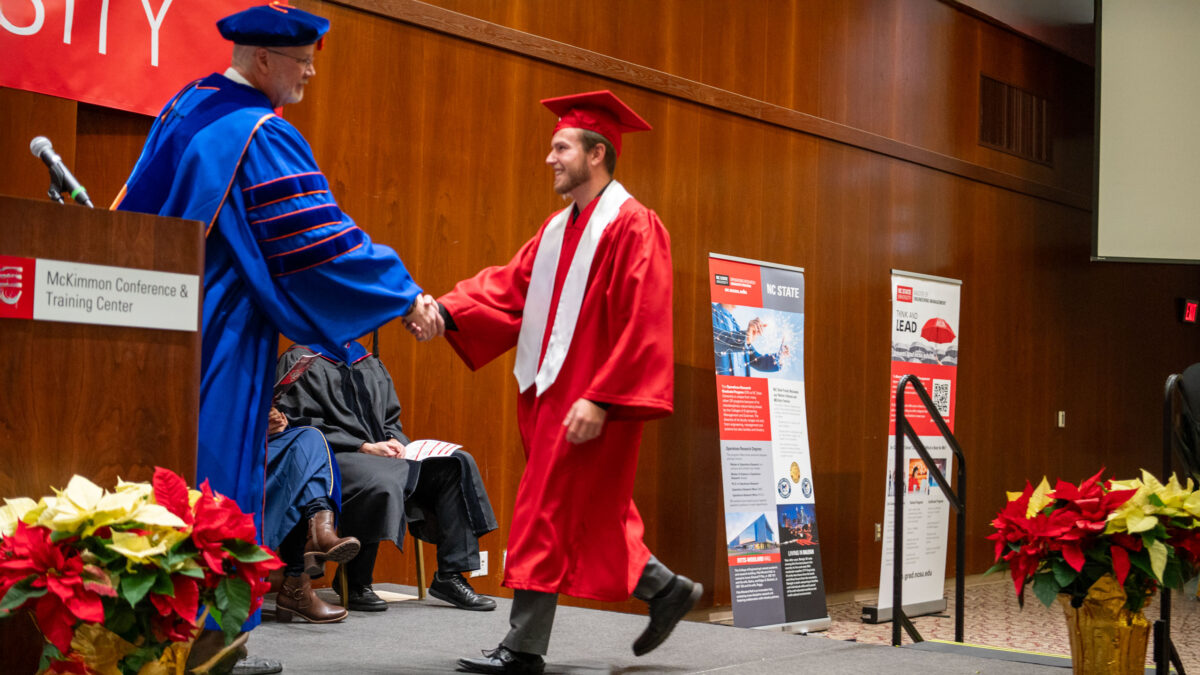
[1, 0, 253, 116]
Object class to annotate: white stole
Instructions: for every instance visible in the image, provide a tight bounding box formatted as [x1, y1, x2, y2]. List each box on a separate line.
[514, 181, 633, 395]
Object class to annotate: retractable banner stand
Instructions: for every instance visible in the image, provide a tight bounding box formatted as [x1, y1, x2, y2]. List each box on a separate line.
[709, 253, 830, 632]
[863, 271, 961, 623]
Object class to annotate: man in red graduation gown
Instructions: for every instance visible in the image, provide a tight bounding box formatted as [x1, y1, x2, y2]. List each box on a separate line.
[440, 91, 702, 675]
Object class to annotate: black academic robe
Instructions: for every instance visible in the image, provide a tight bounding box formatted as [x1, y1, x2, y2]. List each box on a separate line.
[274, 344, 496, 547]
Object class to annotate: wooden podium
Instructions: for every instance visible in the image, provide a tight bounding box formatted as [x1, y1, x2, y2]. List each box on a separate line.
[0, 195, 203, 673]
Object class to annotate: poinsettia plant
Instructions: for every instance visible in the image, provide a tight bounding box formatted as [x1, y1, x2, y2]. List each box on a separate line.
[987, 469, 1200, 612]
[0, 468, 281, 674]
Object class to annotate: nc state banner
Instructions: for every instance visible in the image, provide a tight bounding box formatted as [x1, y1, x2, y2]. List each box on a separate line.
[709, 253, 830, 632]
[1, 0, 255, 116]
[868, 270, 961, 622]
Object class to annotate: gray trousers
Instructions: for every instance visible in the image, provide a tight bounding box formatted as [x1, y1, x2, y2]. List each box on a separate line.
[501, 555, 675, 655]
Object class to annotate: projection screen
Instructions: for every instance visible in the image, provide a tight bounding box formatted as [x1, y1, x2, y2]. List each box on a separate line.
[1094, 0, 1200, 264]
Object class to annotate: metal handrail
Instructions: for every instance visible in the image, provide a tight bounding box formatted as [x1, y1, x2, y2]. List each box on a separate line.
[1157, 375, 1188, 675]
[891, 374, 967, 647]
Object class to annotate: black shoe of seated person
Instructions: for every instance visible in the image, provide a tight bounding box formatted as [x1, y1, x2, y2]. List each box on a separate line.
[457, 645, 544, 675]
[341, 584, 388, 612]
[429, 570, 497, 611]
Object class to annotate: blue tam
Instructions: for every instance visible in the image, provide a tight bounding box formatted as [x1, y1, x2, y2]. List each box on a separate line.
[217, 2, 330, 47]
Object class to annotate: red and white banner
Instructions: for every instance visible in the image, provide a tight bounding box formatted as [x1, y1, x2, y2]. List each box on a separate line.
[710, 253, 830, 632]
[1, 0, 252, 116]
[870, 271, 961, 620]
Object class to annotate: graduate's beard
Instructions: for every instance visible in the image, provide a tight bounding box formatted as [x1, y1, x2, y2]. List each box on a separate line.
[555, 162, 590, 196]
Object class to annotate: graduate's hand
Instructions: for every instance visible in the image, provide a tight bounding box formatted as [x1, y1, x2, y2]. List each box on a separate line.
[403, 295, 444, 341]
[563, 398, 606, 444]
[267, 408, 288, 435]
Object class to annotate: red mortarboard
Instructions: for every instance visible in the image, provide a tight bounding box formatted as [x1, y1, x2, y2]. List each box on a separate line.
[541, 90, 651, 157]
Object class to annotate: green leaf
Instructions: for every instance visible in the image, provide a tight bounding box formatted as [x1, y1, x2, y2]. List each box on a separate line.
[1051, 559, 1078, 588]
[983, 561, 1008, 577]
[49, 529, 77, 543]
[224, 539, 274, 563]
[0, 575, 47, 614]
[89, 545, 123, 565]
[105, 606, 136, 636]
[152, 571, 175, 596]
[1129, 551, 1154, 577]
[121, 568, 158, 607]
[1032, 572, 1061, 608]
[1163, 557, 1185, 590]
[1149, 493, 1165, 507]
[177, 565, 205, 579]
[216, 577, 251, 642]
[39, 642, 65, 673]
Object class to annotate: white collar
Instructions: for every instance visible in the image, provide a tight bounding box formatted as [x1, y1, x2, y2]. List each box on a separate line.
[514, 181, 633, 395]
[223, 67, 253, 88]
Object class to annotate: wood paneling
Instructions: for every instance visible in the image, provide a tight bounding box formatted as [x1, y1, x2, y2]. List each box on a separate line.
[0, 196, 203, 498]
[0, 87, 77, 201]
[340, 0, 1089, 209]
[1, 0, 1194, 616]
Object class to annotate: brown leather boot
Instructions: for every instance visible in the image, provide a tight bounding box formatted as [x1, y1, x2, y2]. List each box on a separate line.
[303, 510, 360, 577]
[275, 573, 347, 623]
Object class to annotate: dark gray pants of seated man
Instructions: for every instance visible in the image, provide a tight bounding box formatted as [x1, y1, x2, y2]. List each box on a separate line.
[501, 555, 676, 655]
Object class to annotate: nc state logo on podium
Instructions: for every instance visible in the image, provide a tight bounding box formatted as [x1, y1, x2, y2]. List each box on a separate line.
[0, 256, 35, 320]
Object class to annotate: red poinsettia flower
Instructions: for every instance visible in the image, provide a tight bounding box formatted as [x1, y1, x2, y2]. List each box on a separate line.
[46, 654, 88, 674]
[1169, 526, 1200, 567]
[190, 481, 258, 574]
[152, 466, 193, 526]
[0, 522, 105, 653]
[150, 575, 200, 642]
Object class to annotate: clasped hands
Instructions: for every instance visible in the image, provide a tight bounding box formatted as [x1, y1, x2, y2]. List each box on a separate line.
[403, 294, 444, 342]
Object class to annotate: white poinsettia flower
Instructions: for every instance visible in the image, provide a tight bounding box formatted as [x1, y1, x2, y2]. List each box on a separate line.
[0, 498, 38, 538]
[130, 502, 187, 529]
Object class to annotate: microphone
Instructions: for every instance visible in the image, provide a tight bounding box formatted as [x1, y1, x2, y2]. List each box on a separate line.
[29, 136, 93, 208]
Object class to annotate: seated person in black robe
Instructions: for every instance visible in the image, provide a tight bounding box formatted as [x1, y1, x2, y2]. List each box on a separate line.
[274, 340, 498, 612]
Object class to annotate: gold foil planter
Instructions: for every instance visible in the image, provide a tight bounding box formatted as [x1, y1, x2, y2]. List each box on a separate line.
[1057, 575, 1152, 675]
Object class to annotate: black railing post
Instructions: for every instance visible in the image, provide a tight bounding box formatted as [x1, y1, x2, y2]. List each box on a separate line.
[892, 376, 907, 647]
[1158, 375, 1177, 675]
[892, 374, 967, 646]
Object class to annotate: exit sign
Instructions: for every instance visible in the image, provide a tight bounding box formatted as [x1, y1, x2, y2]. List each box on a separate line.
[1180, 298, 1198, 324]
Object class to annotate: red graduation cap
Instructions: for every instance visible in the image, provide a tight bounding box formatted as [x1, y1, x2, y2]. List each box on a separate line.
[541, 90, 651, 157]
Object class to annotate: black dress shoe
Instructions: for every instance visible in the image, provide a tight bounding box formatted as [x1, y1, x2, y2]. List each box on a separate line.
[429, 571, 497, 611]
[340, 584, 388, 612]
[457, 645, 544, 674]
[632, 575, 703, 656]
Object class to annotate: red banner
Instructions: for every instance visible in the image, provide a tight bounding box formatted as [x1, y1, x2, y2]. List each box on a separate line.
[1, 0, 253, 116]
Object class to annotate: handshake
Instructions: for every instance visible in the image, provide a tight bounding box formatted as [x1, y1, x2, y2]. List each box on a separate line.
[402, 293, 444, 342]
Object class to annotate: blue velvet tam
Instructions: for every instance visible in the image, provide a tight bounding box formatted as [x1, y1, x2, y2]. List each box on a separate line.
[217, 2, 330, 47]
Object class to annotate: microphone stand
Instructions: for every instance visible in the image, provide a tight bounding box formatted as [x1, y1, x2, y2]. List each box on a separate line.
[42, 160, 91, 207]
[46, 174, 66, 204]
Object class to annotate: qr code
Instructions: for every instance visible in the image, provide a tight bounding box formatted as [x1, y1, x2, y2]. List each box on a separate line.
[931, 379, 951, 417]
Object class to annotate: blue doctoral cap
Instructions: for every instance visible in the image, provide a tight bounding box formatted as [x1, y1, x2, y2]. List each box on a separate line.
[217, 1, 330, 48]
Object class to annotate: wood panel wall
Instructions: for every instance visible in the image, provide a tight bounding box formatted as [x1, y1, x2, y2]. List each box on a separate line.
[2, 0, 1196, 617]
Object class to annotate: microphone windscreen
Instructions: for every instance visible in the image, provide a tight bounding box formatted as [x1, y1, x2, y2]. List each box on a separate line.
[30, 136, 52, 158]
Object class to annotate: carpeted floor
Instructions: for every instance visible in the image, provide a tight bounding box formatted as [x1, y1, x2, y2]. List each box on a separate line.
[811, 576, 1200, 669]
[248, 583, 1071, 674]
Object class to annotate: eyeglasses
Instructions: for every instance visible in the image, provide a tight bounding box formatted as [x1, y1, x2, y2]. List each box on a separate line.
[264, 48, 314, 69]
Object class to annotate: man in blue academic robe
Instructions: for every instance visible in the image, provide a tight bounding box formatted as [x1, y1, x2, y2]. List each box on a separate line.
[113, 4, 442, 671]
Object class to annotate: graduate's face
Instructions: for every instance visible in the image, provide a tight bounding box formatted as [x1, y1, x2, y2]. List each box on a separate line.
[546, 128, 591, 196]
[260, 44, 316, 107]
